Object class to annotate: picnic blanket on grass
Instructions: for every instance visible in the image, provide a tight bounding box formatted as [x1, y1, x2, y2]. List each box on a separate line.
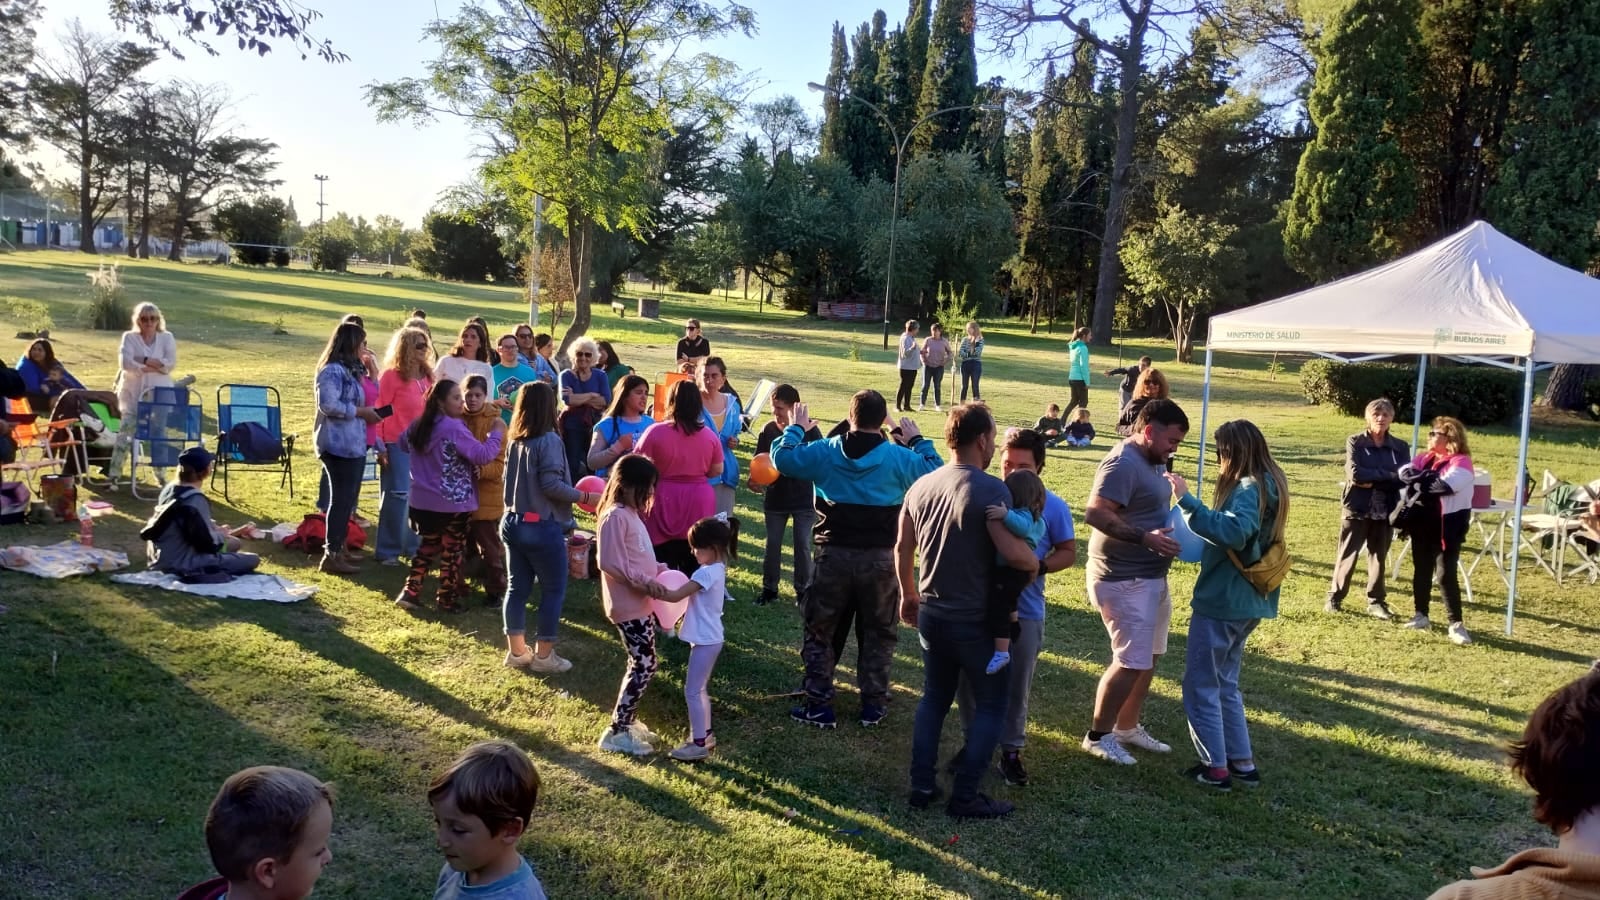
[110, 570, 316, 603]
[0, 541, 129, 577]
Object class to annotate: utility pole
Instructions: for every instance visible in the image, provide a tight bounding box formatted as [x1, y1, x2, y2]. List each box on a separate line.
[314, 174, 329, 236]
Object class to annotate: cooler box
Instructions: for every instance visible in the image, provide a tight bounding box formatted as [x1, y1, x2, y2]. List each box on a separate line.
[1472, 467, 1493, 509]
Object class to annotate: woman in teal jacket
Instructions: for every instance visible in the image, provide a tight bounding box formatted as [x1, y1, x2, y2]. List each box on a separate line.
[698, 357, 743, 517]
[1167, 419, 1289, 792]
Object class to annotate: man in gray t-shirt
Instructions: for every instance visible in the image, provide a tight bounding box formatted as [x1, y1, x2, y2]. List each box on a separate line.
[1081, 398, 1188, 767]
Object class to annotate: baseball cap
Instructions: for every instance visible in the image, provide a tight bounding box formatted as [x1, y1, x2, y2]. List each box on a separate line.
[178, 446, 215, 471]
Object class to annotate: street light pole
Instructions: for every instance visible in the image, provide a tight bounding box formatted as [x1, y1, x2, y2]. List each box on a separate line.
[808, 82, 1001, 349]
[313, 174, 329, 238]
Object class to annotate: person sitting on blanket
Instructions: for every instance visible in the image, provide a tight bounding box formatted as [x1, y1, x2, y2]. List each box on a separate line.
[141, 446, 260, 580]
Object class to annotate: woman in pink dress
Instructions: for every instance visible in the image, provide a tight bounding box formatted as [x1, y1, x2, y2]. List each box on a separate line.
[635, 380, 723, 574]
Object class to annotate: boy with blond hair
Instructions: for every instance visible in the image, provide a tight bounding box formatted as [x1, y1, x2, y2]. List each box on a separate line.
[177, 766, 335, 900]
[430, 740, 548, 899]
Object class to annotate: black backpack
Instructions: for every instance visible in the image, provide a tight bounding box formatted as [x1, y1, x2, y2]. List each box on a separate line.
[227, 421, 284, 462]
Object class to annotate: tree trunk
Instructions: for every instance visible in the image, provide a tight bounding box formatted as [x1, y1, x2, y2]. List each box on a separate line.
[1540, 364, 1596, 410]
[78, 128, 96, 255]
[136, 159, 153, 259]
[557, 216, 595, 361]
[1029, 285, 1041, 334]
[1089, 29, 1145, 345]
[124, 164, 138, 258]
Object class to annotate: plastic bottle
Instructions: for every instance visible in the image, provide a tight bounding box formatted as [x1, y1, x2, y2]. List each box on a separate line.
[77, 505, 94, 547]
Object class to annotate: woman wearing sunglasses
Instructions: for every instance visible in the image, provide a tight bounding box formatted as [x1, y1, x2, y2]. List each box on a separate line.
[558, 336, 612, 478]
[1398, 416, 1476, 645]
[115, 302, 178, 419]
[676, 319, 711, 369]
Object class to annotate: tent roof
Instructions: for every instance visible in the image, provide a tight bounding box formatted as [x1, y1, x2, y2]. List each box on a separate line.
[1208, 221, 1600, 363]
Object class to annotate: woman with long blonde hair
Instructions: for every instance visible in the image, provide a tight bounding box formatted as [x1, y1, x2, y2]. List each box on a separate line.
[374, 325, 435, 564]
[1116, 368, 1171, 437]
[1166, 419, 1289, 791]
[1400, 416, 1475, 644]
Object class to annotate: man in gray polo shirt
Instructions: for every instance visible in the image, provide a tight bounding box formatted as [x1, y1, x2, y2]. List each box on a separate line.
[1082, 398, 1187, 766]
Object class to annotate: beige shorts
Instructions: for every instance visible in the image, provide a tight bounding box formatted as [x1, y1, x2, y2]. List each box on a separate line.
[1087, 575, 1172, 671]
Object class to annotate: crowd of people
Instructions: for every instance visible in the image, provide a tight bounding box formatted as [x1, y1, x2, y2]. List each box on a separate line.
[4, 310, 1596, 897]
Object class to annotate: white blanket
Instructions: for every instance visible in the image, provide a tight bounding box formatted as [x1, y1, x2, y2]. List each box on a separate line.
[111, 570, 317, 603]
[0, 540, 130, 577]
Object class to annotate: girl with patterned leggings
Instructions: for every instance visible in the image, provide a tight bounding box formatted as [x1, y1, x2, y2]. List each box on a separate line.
[595, 455, 670, 756]
[396, 378, 504, 613]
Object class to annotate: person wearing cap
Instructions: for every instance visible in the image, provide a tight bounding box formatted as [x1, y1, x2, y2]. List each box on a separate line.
[139, 447, 260, 579]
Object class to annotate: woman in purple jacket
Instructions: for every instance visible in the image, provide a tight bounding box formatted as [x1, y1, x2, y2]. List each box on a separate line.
[397, 378, 504, 612]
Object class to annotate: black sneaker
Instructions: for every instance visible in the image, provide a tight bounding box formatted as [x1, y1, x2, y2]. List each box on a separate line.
[999, 750, 1029, 786]
[908, 784, 944, 810]
[1228, 764, 1261, 788]
[755, 588, 779, 606]
[947, 793, 1015, 819]
[790, 703, 837, 729]
[1184, 764, 1232, 792]
[1324, 595, 1342, 613]
[859, 704, 887, 727]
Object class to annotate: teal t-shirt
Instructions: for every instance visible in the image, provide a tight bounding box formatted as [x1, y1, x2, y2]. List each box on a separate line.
[492, 362, 540, 424]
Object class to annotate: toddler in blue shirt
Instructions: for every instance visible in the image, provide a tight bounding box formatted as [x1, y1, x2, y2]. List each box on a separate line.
[984, 470, 1048, 674]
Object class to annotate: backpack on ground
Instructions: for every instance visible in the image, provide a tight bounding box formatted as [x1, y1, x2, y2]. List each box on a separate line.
[283, 512, 366, 552]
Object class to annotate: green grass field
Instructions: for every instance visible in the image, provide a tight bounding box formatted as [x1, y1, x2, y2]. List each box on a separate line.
[2, 249, 1598, 899]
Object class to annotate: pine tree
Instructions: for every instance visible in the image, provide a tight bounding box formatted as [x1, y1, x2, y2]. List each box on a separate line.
[913, 0, 978, 156]
[904, 0, 931, 112]
[1486, 0, 1600, 408]
[876, 26, 916, 139]
[818, 23, 850, 160]
[1283, 0, 1426, 282]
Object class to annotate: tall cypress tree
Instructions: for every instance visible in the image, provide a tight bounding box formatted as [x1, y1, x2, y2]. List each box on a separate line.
[841, 18, 892, 180]
[818, 23, 850, 161]
[876, 26, 916, 139]
[1486, 0, 1600, 407]
[912, 0, 977, 156]
[904, 0, 931, 113]
[1283, 0, 1426, 282]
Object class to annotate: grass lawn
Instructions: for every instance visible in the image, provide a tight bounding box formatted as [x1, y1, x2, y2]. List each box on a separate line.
[3, 249, 1599, 899]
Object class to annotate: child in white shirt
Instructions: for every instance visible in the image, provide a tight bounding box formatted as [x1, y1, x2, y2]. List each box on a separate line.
[659, 516, 732, 762]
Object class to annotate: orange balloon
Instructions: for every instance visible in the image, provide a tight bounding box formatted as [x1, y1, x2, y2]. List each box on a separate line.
[749, 452, 779, 487]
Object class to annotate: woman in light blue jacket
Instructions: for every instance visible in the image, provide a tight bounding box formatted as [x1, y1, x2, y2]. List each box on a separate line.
[698, 356, 743, 517]
[313, 321, 382, 576]
[1167, 419, 1288, 792]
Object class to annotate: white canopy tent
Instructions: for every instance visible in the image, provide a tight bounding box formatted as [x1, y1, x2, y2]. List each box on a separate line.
[1195, 220, 1600, 634]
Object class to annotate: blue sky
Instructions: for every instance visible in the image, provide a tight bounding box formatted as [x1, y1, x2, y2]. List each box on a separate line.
[31, 1, 1051, 226]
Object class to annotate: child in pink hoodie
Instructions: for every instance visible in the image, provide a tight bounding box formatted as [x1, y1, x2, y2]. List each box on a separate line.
[595, 454, 668, 756]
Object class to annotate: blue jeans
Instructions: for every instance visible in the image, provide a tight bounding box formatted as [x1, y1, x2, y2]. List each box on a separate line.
[920, 365, 944, 406]
[501, 515, 569, 642]
[960, 359, 982, 402]
[377, 444, 420, 561]
[1182, 613, 1260, 767]
[910, 612, 1009, 802]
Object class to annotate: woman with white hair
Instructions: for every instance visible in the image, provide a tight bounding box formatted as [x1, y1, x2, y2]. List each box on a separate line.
[115, 302, 178, 415]
[558, 336, 612, 479]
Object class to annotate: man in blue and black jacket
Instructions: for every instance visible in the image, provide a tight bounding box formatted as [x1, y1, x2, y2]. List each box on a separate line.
[773, 389, 941, 729]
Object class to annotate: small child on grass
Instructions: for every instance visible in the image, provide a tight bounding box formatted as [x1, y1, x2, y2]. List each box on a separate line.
[1064, 409, 1096, 447]
[654, 515, 733, 761]
[1033, 403, 1064, 445]
[429, 740, 548, 900]
[177, 766, 335, 900]
[983, 471, 1048, 674]
[595, 454, 669, 756]
[461, 374, 510, 606]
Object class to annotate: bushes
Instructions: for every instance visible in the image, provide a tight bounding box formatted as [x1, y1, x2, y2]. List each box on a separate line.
[312, 235, 355, 273]
[1300, 359, 1521, 426]
[271, 247, 291, 268]
[1584, 380, 1600, 421]
[83, 262, 131, 331]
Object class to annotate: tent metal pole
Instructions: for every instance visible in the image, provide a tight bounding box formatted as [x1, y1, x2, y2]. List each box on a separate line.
[1411, 355, 1428, 450]
[1197, 347, 1214, 491]
[1505, 356, 1536, 636]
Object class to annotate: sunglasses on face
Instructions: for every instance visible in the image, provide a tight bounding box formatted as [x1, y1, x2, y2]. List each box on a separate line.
[1429, 430, 1444, 437]
[575, 351, 594, 358]
[139, 316, 158, 322]
[685, 326, 699, 332]
[413, 342, 429, 350]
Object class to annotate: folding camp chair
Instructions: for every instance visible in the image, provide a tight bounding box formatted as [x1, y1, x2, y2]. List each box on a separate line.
[130, 386, 203, 500]
[2, 396, 77, 489]
[213, 384, 295, 502]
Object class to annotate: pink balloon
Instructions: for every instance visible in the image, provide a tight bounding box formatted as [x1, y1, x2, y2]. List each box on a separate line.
[652, 569, 691, 631]
[575, 475, 606, 513]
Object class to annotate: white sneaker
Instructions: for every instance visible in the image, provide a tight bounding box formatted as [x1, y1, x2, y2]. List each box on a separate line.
[629, 721, 663, 746]
[525, 651, 573, 673]
[1113, 724, 1172, 753]
[933, 404, 943, 412]
[1448, 622, 1473, 645]
[1403, 614, 1431, 630]
[916, 404, 924, 411]
[1082, 733, 1137, 765]
[598, 727, 655, 756]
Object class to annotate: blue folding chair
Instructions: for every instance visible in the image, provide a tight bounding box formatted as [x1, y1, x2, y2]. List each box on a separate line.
[131, 386, 204, 500]
[214, 384, 296, 502]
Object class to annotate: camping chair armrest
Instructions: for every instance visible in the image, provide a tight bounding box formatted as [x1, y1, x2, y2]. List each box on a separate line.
[284, 433, 297, 455]
[46, 418, 80, 429]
